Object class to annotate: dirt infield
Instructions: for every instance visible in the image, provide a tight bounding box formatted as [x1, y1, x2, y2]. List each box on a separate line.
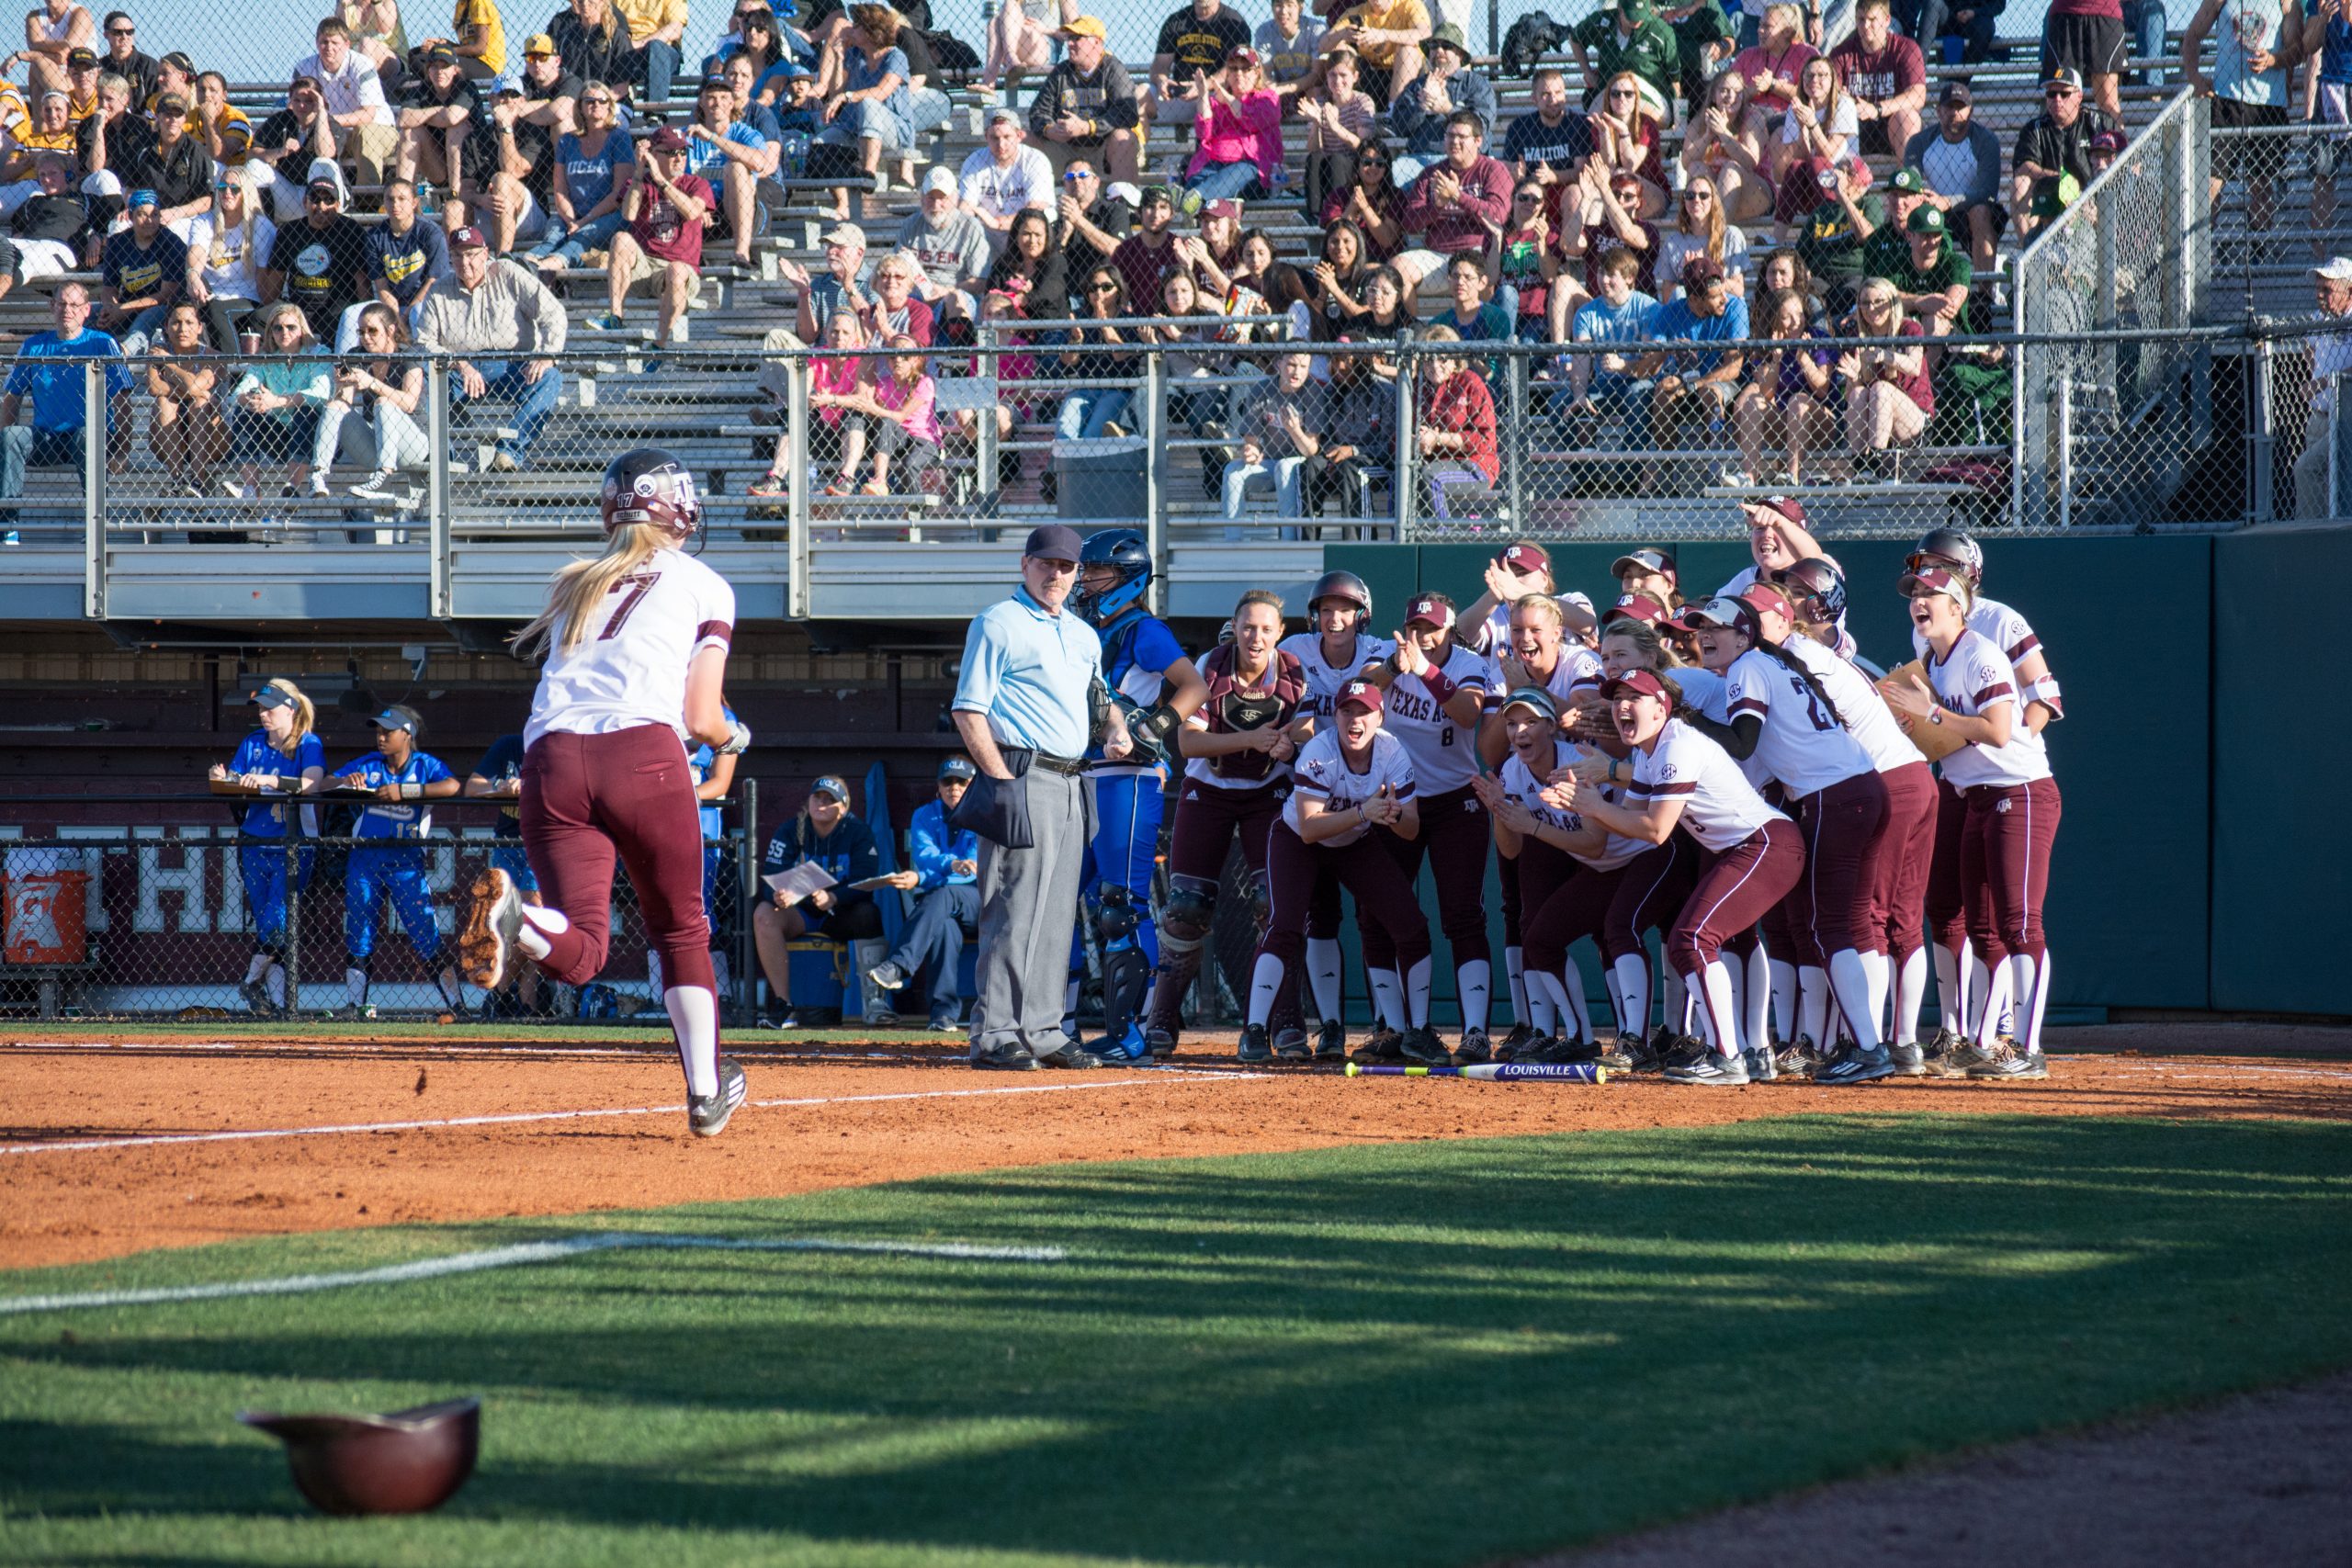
[3, 1021, 2348, 1272]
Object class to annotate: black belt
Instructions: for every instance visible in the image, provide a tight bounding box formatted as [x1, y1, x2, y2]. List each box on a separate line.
[1011, 749, 1086, 777]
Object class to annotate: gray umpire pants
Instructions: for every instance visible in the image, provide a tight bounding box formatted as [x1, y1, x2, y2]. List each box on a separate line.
[970, 766, 1091, 1060]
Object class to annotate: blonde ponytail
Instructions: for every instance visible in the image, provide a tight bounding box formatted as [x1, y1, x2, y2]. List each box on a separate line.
[263, 677, 316, 751]
[514, 524, 669, 660]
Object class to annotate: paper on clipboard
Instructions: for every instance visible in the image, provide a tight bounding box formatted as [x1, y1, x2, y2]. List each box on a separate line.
[763, 863, 837, 905]
[843, 874, 900, 891]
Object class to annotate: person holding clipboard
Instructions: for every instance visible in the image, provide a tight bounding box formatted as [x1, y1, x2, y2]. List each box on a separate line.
[751, 773, 882, 1029]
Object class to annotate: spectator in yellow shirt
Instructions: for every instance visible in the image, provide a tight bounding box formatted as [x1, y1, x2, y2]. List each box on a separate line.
[1320, 0, 1428, 105]
[614, 0, 687, 107]
[450, 0, 505, 78]
[194, 71, 254, 167]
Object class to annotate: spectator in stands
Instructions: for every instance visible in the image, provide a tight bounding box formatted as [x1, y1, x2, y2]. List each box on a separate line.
[1321, 0, 1429, 107]
[1108, 178, 1180, 297]
[95, 186, 180, 354]
[437, 0, 509, 82]
[1323, 133, 1405, 258]
[752, 306, 866, 491]
[2, 87, 73, 186]
[349, 175, 448, 348]
[592, 124, 709, 347]
[394, 43, 478, 188]
[2044, 0, 2127, 119]
[1056, 263, 1137, 436]
[1935, 0, 2005, 63]
[1237, 224, 1310, 333]
[338, 0, 411, 81]
[1732, 283, 1833, 481]
[1389, 24, 1495, 185]
[1148, 0, 1251, 123]
[1875, 202, 1971, 333]
[0, 282, 129, 515]
[1221, 346, 1326, 525]
[179, 164, 271, 350]
[316, 299, 429, 502]
[1029, 14, 1140, 185]
[1566, 244, 1660, 428]
[1752, 243, 1824, 322]
[60, 45, 98, 118]
[1642, 253, 1747, 449]
[0, 149, 86, 289]
[2309, 10, 2352, 261]
[13, 0, 95, 101]
[1434, 250, 1510, 370]
[983, 205, 1069, 320]
[1053, 157, 1130, 278]
[982, 0, 1077, 99]
[1354, 262, 1415, 384]
[865, 756, 983, 1032]
[146, 48, 193, 113]
[684, 70, 774, 261]
[1770, 54, 1854, 225]
[192, 72, 254, 171]
[1505, 68, 1594, 205]
[815, 5, 912, 212]
[2010, 65, 2120, 241]
[1550, 165, 1656, 333]
[413, 224, 567, 470]
[613, 0, 687, 107]
[1832, 0, 1924, 159]
[1835, 274, 1930, 476]
[898, 164, 989, 317]
[1792, 152, 1880, 316]
[1668, 0, 1739, 115]
[863, 246, 936, 341]
[753, 773, 884, 1029]
[513, 34, 584, 130]
[551, 0, 638, 97]
[460, 76, 562, 257]
[298, 18, 401, 188]
[1141, 265, 1229, 457]
[1297, 46, 1374, 218]
[2184, 0, 2299, 245]
[76, 70, 152, 222]
[1729, 0, 1815, 116]
[1858, 162, 1928, 265]
[1258, 0, 1324, 102]
[1490, 180, 1559, 340]
[2293, 256, 2352, 515]
[125, 93, 209, 223]
[776, 219, 871, 343]
[1189, 194, 1244, 286]
[1396, 109, 1510, 287]
[144, 300, 225, 494]
[225, 300, 331, 500]
[1654, 174, 1747, 300]
[1414, 322, 1498, 515]
[1589, 70, 1670, 214]
[959, 106, 1053, 248]
[1905, 80, 2005, 271]
[96, 9, 152, 106]
[249, 76, 345, 222]
[1302, 343, 1391, 514]
[527, 80, 634, 271]
[259, 175, 371, 343]
[1572, 0, 1679, 114]
[1182, 44, 1280, 204]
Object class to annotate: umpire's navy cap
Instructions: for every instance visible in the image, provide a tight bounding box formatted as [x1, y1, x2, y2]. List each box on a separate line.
[1023, 524, 1084, 562]
[369, 705, 422, 736]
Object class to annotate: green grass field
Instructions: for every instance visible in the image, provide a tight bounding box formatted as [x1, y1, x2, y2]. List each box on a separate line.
[5, 1113, 2350, 1567]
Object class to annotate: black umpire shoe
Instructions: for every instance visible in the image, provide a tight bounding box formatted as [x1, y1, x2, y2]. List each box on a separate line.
[1035, 1043, 1101, 1069]
[1351, 1026, 1407, 1065]
[1400, 1026, 1451, 1066]
[1237, 1023, 1272, 1062]
[971, 1043, 1041, 1071]
[1315, 1019, 1348, 1061]
[1453, 1027, 1492, 1066]
[689, 1057, 748, 1138]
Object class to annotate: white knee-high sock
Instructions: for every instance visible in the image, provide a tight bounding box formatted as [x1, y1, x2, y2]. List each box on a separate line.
[1894, 947, 1928, 1045]
[1860, 949, 1891, 1041]
[1247, 952, 1283, 1028]
[1611, 952, 1650, 1044]
[244, 952, 272, 984]
[1770, 956, 1798, 1042]
[2021, 951, 2052, 1055]
[1368, 966, 1404, 1032]
[1826, 948, 1880, 1049]
[1743, 946, 1772, 1051]
[1973, 959, 2014, 1048]
[1560, 961, 1593, 1043]
[1306, 937, 1342, 1021]
[1965, 948, 1996, 1038]
[1525, 972, 1559, 1036]
[1456, 958, 1491, 1034]
[1661, 964, 1689, 1033]
[1405, 955, 1433, 1030]
[1697, 960, 1742, 1055]
[664, 985, 718, 1098]
[1504, 945, 1529, 1028]
[1799, 965, 1829, 1047]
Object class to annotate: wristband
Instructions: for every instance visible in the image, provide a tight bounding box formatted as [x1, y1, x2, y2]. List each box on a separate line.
[1420, 666, 1455, 705]
[400, 782, 422, 799]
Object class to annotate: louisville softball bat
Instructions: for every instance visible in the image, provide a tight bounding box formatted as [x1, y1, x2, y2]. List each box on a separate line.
[1343, 1062, 1608, 1083]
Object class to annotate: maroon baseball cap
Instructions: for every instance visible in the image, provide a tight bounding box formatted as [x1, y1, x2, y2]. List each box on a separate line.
[1335, 678, 1384, 713]
[1204, 198, 1243, 222]
[448, 225, 489, 250]
[1679, 253, 1725, 286]
[1600, 669, 1673, 704]
[1899, 566, 1971, 604]
[1498, 540, 1550, 577]
[649, 126, 690, 152]
[1739, 581, 1796, 621]
[1743, 493, 1808, 528]
[1404, 592, 1454, 629]
[1604, 592, 1671, 627]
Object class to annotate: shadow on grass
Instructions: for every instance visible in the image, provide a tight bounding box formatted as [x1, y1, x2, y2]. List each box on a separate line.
[5, 1114, 2351, 1568]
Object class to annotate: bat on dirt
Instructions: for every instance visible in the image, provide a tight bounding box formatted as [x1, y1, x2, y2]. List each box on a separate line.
[1343, 1063, 1608, 1083]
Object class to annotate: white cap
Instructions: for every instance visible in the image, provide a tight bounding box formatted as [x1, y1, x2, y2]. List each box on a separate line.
[922, 165, 956, 196]
[2314, 256, 2352, 283]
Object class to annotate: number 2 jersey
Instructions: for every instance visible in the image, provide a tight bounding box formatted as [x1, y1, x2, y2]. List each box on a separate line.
[1283, 728, 1417, 848]
[525, 547, 737, 749]
[1724, 647, 1876, 797]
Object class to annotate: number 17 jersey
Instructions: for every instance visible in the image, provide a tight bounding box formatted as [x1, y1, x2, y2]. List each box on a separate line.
[526, 547, 737, 748]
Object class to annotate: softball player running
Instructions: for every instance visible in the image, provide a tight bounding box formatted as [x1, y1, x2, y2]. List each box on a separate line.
[1368, 592, 1496, 1063]
[209, 678, 324, 1018]
[1886, 567, 2060, 1080]
[1277, 570, 1395, 1055]
[1555, 669, 1806, 1086]
[458, 448, 753, 1137]
[1249, 680, 1440, 1064]
[1150, 590, 1309, 1060]
[327, 705, 461, 1018]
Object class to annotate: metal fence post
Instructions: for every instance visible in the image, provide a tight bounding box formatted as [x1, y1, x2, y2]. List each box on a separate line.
[974, 319, 1000, 513]
[1144, 350, 1166, 614]
[786, 355, 811, 618]
[1392, 343, 1418, 540]
[734, 776, 757, 1022]
[426, 362, 452, 618]
[2248, 334, 2276, 523]
[283, 833, 302, 1015]
[81, 361, 104, 619]
[1504, 351, 1526, 529]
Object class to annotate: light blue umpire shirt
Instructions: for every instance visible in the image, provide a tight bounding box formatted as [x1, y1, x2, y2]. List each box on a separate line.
[953, 585, 1102, 760]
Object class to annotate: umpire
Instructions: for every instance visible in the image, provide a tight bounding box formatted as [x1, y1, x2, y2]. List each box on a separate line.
[950, 525, 1131, 1070]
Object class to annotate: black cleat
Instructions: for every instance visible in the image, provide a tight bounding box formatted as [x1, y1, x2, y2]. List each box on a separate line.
[1315, 1019, 1348, 1061]
[1400, 1026, 1451, 1066]
[1453, 1027, 1492, 1066]
[1815, 1043, 1895, 1086]
[1145, 1023, 1179, 1059]
[1887, 1041, 1927, 1077]
[1351, 1026, 1407, 1065]
[1272, 1025, 1312, 1061]
[1237, 1023, 1272, 1062]
[1497, 1022, 1536, 1062]
[688, 1057, 747, 1137]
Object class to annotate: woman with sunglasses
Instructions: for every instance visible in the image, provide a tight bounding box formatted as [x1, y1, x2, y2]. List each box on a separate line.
[529, 81, 635, 274]
[1589, 73, 1668, 216]
[1835, 276, 1930, 480]
[1184, 47, 1281, 205]
[179, 162, 272, 351]
[224, 300, 330, 502]
[1053, 265, 1138, 447]
[1492, 180, 1563, 344]
[1684, 67, 1770, 225]
[1654, 175, 1748, 303]
[1322, 139, 1406, 261]
[317, 299, 430, 506]
[1883, 567, 2058, 1080]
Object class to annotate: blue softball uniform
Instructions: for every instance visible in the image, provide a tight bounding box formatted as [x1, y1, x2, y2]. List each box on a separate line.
[333, 749, 456, 962]
[1074, 613, 1189, 978]
[229, 728, 324, 950]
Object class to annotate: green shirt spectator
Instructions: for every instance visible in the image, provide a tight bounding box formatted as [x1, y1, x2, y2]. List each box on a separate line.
[1571, 0, 1680, 112]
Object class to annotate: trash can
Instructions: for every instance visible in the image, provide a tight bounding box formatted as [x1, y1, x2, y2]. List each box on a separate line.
[6, 871, 89, 964]
[1053, 435, 1148, 521]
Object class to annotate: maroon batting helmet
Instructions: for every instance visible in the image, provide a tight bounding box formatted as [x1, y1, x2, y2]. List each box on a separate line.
[600, 447, 702, 540]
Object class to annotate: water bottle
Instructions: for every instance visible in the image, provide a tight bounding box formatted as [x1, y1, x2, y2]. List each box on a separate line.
[418, 179, 436, 217]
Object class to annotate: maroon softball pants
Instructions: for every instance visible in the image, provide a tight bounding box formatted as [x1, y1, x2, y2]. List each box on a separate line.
[1521, 843, 1623, 979]
[1875, 761, 1938, 964]
[1667, 819, 1807, 976]
[1924, 776, 1968, 956]
[1962, 777, 2061, 966]
[1166, 777, 1286, 886]
[520, 724, 715, 993]
[1793, 769, 1891, 962]
[1261, 822, 1431, 973]
[1363, 783, 1489, 972]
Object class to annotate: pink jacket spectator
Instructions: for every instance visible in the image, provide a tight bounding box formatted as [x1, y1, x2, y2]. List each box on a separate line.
[871, 369, 943, 446]
[812, 355, 864, 425]
[1401, 154, 1512, 254]
[1185, 89, 1283, 185]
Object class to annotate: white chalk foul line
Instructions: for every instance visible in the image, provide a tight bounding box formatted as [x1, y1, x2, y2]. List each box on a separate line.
[0, 1069, 1264, 1157]
[0, 1231, 1069, 1317]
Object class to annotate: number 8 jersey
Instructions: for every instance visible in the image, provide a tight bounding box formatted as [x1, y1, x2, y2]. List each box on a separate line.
[1379, 643, 1490, 794]
[525, 547, 737, 748]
